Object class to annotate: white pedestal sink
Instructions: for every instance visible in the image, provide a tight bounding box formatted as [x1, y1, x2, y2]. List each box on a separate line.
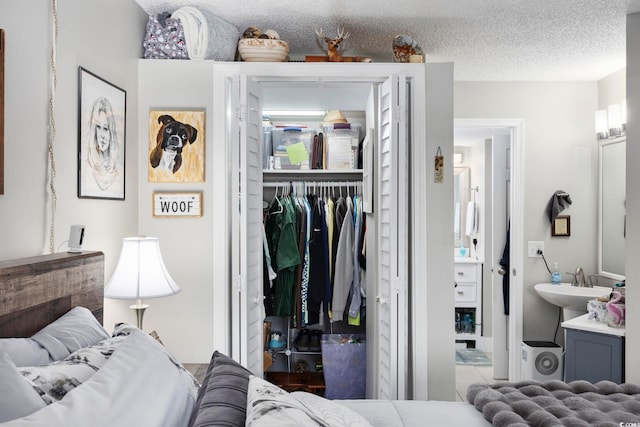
[534, 283, 612, 320]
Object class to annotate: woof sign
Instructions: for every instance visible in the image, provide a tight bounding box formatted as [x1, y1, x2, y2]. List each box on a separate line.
[153, 192, 202, 218]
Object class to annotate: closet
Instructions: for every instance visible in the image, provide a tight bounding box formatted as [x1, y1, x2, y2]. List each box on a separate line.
[224, 63, 417, 400]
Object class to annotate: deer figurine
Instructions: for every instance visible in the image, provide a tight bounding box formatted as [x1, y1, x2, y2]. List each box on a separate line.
[315, 27, 372, 63]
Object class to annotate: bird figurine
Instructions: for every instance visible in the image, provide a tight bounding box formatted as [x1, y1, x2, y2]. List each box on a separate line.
[606, 290, 625, 327]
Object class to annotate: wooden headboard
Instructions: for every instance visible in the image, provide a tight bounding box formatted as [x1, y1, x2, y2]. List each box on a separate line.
[0, 251, 104, 338]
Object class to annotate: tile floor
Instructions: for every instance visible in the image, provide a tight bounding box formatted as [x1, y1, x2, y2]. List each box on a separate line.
[455, 362, 495, 402]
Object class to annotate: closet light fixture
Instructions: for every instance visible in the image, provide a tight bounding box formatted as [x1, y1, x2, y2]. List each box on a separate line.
[262, 110, 326, 117]
[105, 236, 180, 330]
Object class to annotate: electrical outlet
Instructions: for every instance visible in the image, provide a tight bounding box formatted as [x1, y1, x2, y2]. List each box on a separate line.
[527, 241, 544, 258]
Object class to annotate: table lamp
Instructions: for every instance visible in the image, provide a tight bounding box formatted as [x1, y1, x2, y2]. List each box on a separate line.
[105, 236, 180, 330]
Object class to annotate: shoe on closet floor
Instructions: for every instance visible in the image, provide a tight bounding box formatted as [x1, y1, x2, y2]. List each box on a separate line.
[269, 331, 287, 351]
[294, 329, 311, 351]
[309, 329, 322, 352]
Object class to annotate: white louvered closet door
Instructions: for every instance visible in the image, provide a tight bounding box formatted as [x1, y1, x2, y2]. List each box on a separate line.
[231, 74, 264, 375]
[376, 75, 408, 400]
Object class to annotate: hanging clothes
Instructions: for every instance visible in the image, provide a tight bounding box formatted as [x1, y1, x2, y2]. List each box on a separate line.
[348, 195, 363, 320]
[499, 222, 510, 315]
[332, 196, 354, 321]
[266, 195, 301, 318]
[307, 195, 327, 325]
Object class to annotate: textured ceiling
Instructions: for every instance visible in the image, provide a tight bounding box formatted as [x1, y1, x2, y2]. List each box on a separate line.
[135, 0, 640, 81]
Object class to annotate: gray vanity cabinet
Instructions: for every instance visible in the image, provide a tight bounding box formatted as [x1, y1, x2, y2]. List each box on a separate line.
[564, 328, 625, 383]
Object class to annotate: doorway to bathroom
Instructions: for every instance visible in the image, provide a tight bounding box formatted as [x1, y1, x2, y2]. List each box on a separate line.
[454, 118, 524, 383]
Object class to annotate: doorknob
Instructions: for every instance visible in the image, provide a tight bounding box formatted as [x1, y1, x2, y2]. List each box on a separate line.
[376, 296, 386, 305]
[498, 267, 507, 275]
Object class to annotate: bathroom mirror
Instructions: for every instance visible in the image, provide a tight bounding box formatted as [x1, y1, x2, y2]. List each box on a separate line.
[598, 137, 625, 280]
[454, 167, 470, 251]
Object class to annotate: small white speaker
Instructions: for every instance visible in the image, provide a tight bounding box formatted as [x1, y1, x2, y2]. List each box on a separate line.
[68, 225, 85, 253]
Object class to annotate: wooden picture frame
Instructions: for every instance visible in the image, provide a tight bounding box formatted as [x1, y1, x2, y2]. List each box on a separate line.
[153, 192, 202, 218]
[552, 215, 570, 237]
[78, 67, 126, 200]
[148, 110, 205, 183]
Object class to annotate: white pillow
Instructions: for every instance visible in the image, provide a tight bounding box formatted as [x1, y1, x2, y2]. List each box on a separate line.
[0, 353, 46, 422]
[31, 306, 109, 360]
[0, 337, 52, 367]
[245, 375, 372, 427]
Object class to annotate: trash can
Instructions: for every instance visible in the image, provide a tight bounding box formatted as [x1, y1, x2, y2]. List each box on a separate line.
[321, 334, 366, 399]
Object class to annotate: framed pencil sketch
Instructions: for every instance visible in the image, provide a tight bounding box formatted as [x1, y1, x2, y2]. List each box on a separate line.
[78, 67, 126, 200]
[148, 110, 205, 183]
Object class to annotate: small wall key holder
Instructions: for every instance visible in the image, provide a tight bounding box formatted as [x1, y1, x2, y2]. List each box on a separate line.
[434, 146, 444, 183]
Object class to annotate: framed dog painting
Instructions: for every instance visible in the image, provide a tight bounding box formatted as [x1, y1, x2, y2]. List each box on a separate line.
[148, 110, 205, 183]
[77, 67, 126, 200]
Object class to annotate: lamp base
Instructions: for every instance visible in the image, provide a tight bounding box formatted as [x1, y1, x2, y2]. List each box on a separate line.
[129, 301, 150, 330]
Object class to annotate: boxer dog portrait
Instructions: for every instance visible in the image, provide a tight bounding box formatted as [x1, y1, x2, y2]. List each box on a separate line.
[149, 114, 198, 174]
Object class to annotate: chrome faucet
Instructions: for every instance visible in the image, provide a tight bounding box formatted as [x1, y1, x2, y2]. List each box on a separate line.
[567, 267, 591, 287]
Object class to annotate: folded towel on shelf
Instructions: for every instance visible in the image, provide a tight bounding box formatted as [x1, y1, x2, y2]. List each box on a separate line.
[547, 190, 572, 223]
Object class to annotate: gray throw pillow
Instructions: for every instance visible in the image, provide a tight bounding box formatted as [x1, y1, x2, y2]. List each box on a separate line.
[189, 351, 251, 427]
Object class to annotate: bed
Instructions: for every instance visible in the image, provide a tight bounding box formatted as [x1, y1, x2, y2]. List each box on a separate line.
[1, 252, 639, 427]
[0, 251, 198, 426]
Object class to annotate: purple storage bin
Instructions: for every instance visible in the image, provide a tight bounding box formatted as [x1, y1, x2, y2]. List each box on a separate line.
[321, 334, 366, 399]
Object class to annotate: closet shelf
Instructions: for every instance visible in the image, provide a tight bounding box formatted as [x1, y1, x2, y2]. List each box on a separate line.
[263, 169, 363, 180]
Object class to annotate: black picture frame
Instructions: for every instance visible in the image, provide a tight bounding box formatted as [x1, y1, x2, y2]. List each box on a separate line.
[77, 67, 126, 200]
[552, 215, 570, 237]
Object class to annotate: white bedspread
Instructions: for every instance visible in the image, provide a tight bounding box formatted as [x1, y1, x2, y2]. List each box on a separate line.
[338, 399, 491, 426]
[1, 329, 198, 427]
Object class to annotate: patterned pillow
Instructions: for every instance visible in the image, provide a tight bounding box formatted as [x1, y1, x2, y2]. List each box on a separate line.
[0, 353, 46, 422]
[245, 375, 372, 427]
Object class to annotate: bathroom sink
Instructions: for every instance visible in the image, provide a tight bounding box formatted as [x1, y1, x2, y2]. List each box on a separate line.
[534, 282, 612, 320]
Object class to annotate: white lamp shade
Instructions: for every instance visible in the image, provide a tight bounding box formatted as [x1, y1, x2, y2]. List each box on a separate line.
[105, 237, 180, 299]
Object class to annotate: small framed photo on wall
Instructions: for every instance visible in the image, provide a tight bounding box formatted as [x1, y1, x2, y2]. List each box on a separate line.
[77, 67, 126, 200]
[552, 215, 570, 237]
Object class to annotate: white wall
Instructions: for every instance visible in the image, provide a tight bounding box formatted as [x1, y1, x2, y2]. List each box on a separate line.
[137, 60, 217, 364]
[0, 0, 166, 361]
[0, 1, 144, 282]
[625, 12, 640, 383]
[598, 68, 626, 110]
[454, 82, 598, 343]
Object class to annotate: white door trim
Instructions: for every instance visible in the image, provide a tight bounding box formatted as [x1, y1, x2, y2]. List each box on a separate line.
[455, 118, 524, 381]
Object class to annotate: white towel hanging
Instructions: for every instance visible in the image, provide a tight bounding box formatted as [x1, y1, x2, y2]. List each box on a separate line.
[465, 201, 478, 236]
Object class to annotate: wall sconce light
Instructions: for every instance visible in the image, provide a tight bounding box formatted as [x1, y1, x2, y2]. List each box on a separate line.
[608, 104, 622, 137]
[595, 100, 626, 140]
[595, 110, 608, 140]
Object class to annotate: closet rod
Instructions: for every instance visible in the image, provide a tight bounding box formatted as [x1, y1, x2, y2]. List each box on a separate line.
[262, 181, 361, 188]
